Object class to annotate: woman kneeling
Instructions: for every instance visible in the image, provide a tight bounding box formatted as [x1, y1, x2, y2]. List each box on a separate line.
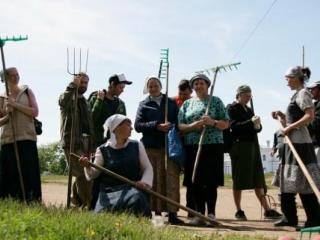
[79, 114, 153, 217]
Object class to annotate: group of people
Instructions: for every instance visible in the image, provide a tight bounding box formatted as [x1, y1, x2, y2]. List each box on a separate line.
[0, 65, 320, 229]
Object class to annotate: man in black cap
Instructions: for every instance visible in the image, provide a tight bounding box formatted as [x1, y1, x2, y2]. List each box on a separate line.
[308, 81, 320, 165]
[88, 73, 132, 209]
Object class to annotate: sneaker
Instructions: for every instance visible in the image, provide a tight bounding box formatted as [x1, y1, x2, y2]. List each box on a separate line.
[168, 212, 184, 225]
[274, 217, 297, 227]
[207, 213, 216, 221]
[235, 210, 247, 221]
[264, 209, 282, 219]
[304, 220, 320, 228]
[206, 214, 217, 226]
[189, 217, 206, 226]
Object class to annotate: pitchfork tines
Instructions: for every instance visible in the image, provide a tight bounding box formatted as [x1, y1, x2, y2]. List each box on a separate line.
[66, 48, 89, 76]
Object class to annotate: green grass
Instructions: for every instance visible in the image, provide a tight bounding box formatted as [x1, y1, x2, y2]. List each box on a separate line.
[0, 200, 275, 240]
[41, 175, 68, 184]
[179, 173, 276, 189]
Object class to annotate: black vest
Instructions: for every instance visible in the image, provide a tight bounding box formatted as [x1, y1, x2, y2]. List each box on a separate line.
[287, 100, 304, 124]
[99, 141, 141, 190]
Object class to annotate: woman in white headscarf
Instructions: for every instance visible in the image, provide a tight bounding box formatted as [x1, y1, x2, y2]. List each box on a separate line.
[79, 114, 153, 217]
[135, 76, 183, 224]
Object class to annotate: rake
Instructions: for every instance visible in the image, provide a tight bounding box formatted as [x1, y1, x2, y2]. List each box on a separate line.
[70, 152, 242, 230]
[159, 49, 169, 171]
[192, 62, 241, 183]
[0, 35, 28, 202]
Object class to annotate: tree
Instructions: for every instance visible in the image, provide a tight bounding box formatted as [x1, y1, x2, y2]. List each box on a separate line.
[38, 142, 67, 175]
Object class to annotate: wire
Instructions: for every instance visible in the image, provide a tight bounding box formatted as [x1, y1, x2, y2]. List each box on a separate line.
[231, 0, 278, 61]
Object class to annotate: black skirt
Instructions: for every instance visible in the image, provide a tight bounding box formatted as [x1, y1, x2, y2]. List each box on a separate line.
[230, 141, 266, 190]
[0, 140, 42, 202]
[183, 144, 224, 187]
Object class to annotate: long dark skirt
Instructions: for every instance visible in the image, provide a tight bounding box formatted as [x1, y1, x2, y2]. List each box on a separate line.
[230, 141, 266, 190]
[0, 140, 42, 202]
[183, 144, 224, 187]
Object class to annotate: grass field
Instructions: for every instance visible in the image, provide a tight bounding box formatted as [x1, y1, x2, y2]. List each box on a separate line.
[41, 174, 68, 184]
[0, 200, 275, 240]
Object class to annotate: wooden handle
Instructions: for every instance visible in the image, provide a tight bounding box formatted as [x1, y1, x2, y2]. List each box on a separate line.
[277, 116, 320, 203]
[69, 153, 240, 229]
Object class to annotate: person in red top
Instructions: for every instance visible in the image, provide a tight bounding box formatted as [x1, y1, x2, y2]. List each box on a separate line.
[171, 79, 192, 108]
[171, 79, 193, 216]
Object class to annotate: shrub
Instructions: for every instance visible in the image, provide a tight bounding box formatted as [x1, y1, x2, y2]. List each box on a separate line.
[38, 142, 67, 175]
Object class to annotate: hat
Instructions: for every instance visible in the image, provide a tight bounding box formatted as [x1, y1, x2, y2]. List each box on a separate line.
[190, 74, 211, 87]
[143, 76, 162, 94]
[236, 85, 251, 94]
[109, 73, 132, 85]
[307, 81, 320, 89]
[103, 114, 131, 146]
[285, 66, 304, 78]
[103, 114, 130, 133]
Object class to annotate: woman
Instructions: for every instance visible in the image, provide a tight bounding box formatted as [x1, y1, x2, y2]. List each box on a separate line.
[272, 66, 320, 228]
[178, 73, 229, 225]
[79, 114, 153, 217]
[228, 85, 281, 221]
[134, 76, 183, 224]
[0, 67, 41, 202]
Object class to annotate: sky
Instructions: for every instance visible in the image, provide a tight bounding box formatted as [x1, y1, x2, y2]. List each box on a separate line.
[1, 0, 320, 147]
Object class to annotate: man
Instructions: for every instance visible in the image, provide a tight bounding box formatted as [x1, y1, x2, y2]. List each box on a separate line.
[88, 73, 132, 209]
[59, 72, 95, 208]
[171, 79, 193, 216]
[308, 80, 320, 166]
[89, 73, 132, 145]
[270, 129, 284, 158]
[171, 79, 192, 108]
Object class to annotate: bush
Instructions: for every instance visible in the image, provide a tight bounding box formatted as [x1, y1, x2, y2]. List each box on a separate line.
[38, 142, 67, 175]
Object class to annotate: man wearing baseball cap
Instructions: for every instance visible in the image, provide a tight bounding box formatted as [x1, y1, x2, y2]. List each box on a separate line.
[89, 73, 132, 145]
[88, 73, 132, 209]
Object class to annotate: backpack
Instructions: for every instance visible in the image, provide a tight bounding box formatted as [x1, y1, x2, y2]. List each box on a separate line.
[25, 88, 42, 135]
[88, 90, 120, 112]
[167, 124, 185, 167]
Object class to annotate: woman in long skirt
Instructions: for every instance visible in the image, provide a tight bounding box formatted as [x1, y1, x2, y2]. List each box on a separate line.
[272, 66, 320, 228]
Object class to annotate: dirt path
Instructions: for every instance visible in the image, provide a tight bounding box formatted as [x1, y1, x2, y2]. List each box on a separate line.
[42, 183, 309, 239]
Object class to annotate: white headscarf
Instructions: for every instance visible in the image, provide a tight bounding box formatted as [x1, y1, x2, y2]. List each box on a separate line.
[143, 75, 162, 94]
[103, 114, 130, 146]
